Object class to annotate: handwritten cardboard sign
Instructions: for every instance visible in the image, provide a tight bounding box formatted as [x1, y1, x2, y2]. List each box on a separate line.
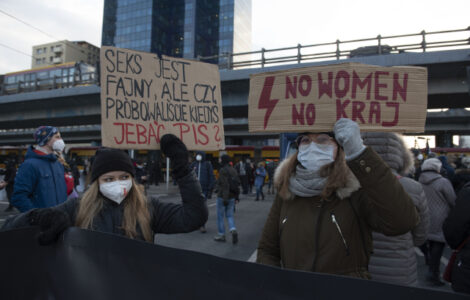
[248, 63, 428, 133]
[100, 46, 225, 150]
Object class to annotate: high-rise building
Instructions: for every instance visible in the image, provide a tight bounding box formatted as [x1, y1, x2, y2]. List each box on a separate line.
[102, 0, 251, 64]
[31, 40, 100, 69]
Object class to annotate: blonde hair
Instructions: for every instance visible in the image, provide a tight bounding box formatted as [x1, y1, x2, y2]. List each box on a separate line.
[75, 177, 153, 242]
[55, 151, 70, 169]
[275, 146, 350, 200]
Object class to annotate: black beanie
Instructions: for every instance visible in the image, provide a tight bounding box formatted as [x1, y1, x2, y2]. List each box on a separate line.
[90, 148, 135, 183]
[221, 154, 231, 166]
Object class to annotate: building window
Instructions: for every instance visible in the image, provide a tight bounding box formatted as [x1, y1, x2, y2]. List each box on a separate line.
[50, 56, 53, 62]
[36, 48, 43, 54]
[36, 58, 41, 64]
[42, 57, 46, 63]
[43, 47, 47, 53]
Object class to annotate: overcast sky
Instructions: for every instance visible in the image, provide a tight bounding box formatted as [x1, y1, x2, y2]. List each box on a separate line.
[0, 0, 469, 74]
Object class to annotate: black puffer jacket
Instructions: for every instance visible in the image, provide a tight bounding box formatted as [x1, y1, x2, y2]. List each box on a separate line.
[443, 182, 470, 294]
[2, 171, 208, 240]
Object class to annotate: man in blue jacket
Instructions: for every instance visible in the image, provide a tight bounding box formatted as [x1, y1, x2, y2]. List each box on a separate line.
[11, 126, 67, 212]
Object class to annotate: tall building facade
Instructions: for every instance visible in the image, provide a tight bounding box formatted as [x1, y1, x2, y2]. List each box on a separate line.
[31, 40, 100, 69]
[102, 0, 251, 64]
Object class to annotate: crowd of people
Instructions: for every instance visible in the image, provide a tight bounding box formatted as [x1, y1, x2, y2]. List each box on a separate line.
[0, 120, 469, 295]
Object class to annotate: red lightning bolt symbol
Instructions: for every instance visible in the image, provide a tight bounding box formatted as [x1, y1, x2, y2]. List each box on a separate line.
[258, 76, 279, 129]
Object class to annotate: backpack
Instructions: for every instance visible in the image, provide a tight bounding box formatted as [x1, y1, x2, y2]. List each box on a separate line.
[225, 166, 240, 196]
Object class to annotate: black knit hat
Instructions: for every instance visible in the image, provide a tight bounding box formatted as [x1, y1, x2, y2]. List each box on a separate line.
[90, 148, 135, 183]
[221, 154, 231, 166]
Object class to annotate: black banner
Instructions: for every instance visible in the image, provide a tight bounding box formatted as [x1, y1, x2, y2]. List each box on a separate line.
[0, 227, 466, 299]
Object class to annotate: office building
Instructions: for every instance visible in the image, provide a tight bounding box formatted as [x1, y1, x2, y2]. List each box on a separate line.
[102, 0, 251, 64]
[32, 40, 100, 68]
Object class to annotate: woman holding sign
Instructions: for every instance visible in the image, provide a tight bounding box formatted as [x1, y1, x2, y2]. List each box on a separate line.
[256, 118, 419, 279]
[2, 134, 208, 244]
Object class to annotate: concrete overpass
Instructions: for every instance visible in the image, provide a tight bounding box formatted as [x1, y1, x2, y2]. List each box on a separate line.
[1, 48, 469, 146]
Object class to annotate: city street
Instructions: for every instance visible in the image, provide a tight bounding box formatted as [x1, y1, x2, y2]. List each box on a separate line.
[0, 183, 454, 293]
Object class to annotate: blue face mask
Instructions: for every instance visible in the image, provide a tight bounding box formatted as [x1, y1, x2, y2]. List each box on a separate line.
[297, 142, 335, 172]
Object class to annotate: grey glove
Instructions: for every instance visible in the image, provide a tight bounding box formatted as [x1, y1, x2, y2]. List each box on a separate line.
[333, 118, 366, 161]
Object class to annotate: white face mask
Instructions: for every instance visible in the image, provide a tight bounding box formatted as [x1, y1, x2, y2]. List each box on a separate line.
[99, 179, 133, 204]
[297, 142, 335, 172]
[52, 139, 65, 152]
[196, 155, 202, 161]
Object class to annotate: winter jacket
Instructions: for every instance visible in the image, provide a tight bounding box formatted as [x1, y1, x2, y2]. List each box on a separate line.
[362, 132, 429, 286]
[256, 147, 419, 279]
[419, 170, 456, 242]
[190, 152, 215, 192]
[254, 167, 266, 187]
[2, 171, 208, 240]
[11, 146, 67, 212]
[216, 164, 239, 200]
[452, 168, 470, 194]
[443, 182, 470, 294]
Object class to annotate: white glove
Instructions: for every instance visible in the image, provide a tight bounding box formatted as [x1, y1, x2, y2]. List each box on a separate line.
[333, 118, 366, 160]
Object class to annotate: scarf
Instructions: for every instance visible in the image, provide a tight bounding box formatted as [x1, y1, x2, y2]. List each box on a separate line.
[288, 165, 327, 197]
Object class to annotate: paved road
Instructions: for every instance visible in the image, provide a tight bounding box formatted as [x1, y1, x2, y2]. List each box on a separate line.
[0, 184, 455, 293]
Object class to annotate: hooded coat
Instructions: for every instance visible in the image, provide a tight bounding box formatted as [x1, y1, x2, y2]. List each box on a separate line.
[11, 146, 67, 212]
[256, 147, 419, 278]
[419, 160, 456, 243]
[362, 132, 430, 286]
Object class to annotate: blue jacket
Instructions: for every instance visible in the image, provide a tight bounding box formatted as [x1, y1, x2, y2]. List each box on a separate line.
[254, 167, 266, 187]
[11, 146, 67, 212]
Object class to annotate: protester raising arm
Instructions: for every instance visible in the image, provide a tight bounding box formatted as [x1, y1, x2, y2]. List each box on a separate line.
[257, 119, 418, 278]
[2, 134, 207, 244]
[149, 134, 208, 233]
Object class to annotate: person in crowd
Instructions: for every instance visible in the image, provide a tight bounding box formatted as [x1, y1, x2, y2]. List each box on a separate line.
[443, 181, 470, 294]
[214, 154, 239, 244]
[68, 155, 81, 190]
[413, 153, 424, 181]
[11, 126, 67, 212]
[256, 119, 419, 279]
[246, 159, 254, 193]
[438, 155, 455, 181]
[452, 156, 470, 194]
[0, 158, 17, 211]
[266, 161, 275, 194]
[2, 134, 208, 244]
[362, 132, 430, 286]
[135, 160, 149, 186]
[190, 151, 215, 233]
[418, 157, 456, 286]
[254, 162, 267, 201]
[235, 158, 249, 194]
[56, 152, 76, 200]
[149, 159, 162, 186]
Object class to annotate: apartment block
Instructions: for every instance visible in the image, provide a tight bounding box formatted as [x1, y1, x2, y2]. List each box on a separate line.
[31, 40, 100, 68]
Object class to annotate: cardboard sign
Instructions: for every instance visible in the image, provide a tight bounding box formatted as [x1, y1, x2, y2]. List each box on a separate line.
[100, 46, 225, 150]
[248, 63, 428, 133]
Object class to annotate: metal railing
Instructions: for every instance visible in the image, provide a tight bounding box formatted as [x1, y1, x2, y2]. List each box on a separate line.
[199, 26, 470, 69]
[1, 72, 98, 95]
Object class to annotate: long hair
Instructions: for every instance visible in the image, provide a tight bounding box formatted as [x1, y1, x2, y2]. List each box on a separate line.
[275, 146, 351, 201]
[55, 151, 70, 169]
[75, 178, 153, 242]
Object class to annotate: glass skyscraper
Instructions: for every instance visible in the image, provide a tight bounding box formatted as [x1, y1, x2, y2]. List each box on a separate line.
[102, 0, 251, 64]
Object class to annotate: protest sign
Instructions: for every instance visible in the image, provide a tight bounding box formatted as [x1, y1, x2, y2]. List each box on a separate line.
[248, 63, 427, 133]
[100, 46, 225, 150]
